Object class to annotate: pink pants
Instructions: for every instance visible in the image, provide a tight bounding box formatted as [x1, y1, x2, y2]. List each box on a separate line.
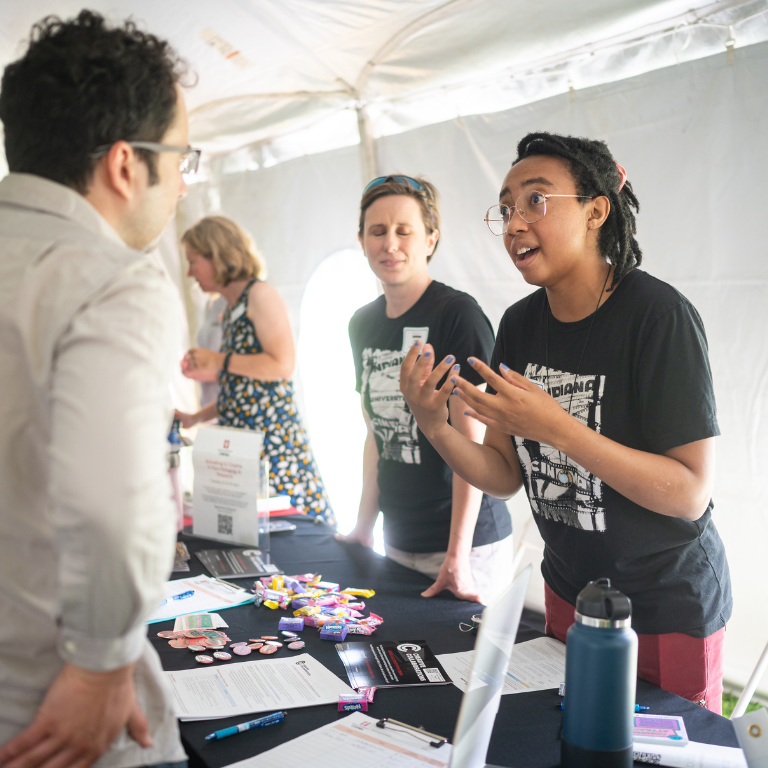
[545, 582, 725, 714]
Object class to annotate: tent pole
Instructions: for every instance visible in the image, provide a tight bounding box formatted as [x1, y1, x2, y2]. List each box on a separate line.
[356, 105, 379, 186]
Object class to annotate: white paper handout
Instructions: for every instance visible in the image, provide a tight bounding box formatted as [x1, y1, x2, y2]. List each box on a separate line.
[166, 653, 353, 721]
[223, 711, 452, 768]
[633, 740, 747, 768]
[192, 424, 265, 546]
[437, 636, 566, 695]
[146, 575, 253, 624]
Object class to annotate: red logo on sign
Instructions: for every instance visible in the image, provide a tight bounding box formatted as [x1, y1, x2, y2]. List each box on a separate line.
[223, 440, 230, 449]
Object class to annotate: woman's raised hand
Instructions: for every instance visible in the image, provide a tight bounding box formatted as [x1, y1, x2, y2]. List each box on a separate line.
[399, 341, 457, 441]
[453, 358, 570, 445]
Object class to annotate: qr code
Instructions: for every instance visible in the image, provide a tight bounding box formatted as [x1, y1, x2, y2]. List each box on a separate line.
[424, 668, 445, 683]
[217, 514, 233, 536]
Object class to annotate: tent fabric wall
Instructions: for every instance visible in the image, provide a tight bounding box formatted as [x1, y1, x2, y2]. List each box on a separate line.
[181, 40, 768, 693]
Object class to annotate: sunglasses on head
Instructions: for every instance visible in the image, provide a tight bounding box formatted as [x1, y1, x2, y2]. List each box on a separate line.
[364, 175, 427, 195]
[363, 175, 436, 228]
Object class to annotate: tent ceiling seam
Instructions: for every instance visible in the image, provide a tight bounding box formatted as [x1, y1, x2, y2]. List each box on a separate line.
[189, 90, 352, 118]
[233, 0, 356, 94]
[353, 0, 478, 96]
[359, 0, 765, 111]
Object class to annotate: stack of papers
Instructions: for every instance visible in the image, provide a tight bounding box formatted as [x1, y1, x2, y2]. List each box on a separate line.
[146, 574, 253, 624]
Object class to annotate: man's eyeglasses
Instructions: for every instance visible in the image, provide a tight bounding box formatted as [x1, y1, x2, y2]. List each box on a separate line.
[484, 190, 593, 235]
[90, 141, 201, 176]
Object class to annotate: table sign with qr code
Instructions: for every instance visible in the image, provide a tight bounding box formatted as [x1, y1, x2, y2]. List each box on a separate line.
[335, 640, 452, 689]
[192, 425, 265, 546]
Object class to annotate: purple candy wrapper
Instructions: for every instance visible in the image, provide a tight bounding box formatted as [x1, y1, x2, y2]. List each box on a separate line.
[279, 617, 305, 632]
[320, 622, 348, 641]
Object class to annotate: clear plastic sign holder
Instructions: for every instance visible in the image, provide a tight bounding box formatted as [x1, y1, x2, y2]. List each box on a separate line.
[257, 458, 270, 554]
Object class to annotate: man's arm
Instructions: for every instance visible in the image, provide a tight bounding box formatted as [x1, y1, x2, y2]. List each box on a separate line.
[0, 263, 179, 768]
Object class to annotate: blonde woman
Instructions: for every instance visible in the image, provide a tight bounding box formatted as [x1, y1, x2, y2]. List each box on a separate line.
[176, 216, 333, 521]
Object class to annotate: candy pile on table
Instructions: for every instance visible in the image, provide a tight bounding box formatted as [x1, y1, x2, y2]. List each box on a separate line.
[253, 573, 383, 641]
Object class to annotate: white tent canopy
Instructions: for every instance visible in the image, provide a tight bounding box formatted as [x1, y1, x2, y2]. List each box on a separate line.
[1, 0, 768, 701]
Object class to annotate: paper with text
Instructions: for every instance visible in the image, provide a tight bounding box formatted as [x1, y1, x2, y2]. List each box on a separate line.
[166, 653, 353, 720]
[437, 636, 566, 694]
[224, 711, 452, 768]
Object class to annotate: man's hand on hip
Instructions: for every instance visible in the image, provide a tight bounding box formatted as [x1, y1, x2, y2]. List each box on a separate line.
[0, 662, 151, 768]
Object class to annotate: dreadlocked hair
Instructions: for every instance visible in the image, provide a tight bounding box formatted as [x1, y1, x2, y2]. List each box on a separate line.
[514, 132, 642, 290]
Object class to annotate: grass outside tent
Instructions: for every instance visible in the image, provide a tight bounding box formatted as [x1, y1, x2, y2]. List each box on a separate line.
[723, 691, 765, 719]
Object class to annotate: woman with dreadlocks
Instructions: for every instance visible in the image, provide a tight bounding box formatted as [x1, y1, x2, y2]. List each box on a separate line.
[400, 132, 731, 713]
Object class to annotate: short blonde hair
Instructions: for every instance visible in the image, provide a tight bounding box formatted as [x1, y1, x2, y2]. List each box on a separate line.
[181, 216, 267, 286]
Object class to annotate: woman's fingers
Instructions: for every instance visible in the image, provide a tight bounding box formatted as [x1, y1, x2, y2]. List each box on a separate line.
[497, 363, 539, 391]
[464, 356, 510, 392]
[401, 342, 459, 398]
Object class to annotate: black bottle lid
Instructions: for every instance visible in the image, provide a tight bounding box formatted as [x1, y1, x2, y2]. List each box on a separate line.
[575, 578, 632, 622]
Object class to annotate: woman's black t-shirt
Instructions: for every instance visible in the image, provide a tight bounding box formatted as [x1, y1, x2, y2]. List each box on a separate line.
[349, 280, 512, 553]
[490, 269, 731, 637]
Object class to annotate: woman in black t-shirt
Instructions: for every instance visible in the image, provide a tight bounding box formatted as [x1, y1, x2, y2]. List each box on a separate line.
[400, 134, 731, 713]
[336, 176, 512, 605]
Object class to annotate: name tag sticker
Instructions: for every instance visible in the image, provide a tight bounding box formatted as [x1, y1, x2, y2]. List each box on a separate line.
[402, 327, 429, 353]
[229, 304, 246, 323]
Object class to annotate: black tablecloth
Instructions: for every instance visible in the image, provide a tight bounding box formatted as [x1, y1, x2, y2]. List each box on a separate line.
[149, 520, 739, 768]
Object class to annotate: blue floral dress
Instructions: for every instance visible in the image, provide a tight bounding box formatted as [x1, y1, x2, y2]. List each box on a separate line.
[217, 280, 333, 521]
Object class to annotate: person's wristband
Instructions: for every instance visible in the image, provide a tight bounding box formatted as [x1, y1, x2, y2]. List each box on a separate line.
[222, 352, 233, 373]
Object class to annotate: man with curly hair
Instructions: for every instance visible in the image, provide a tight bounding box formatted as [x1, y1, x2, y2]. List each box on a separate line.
[0, 11, 196, 768]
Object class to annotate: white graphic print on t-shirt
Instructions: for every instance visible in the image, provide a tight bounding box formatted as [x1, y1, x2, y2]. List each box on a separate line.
[515, 363, 606, 532]
[361, 347, 420, 464]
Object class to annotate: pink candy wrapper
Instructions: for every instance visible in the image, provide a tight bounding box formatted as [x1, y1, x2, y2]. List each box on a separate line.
[338, 694, 368, 712]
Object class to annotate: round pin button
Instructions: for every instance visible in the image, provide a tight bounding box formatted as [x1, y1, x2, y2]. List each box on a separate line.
[230, 642, 247, 648]
[248, 642, 263, 649]
[213, 652, 232, 661]
[195, 655, 214, 664]
[259, 644, 278, 654]
[287, 641, 305, 650]
[261, 636, 279, 640]
[157, 631, 178, 638]
[233, 645, 252, 656]
[281, 631, 298, 638]
[265, 641, 282, 647]
[187, 644, 206, 652]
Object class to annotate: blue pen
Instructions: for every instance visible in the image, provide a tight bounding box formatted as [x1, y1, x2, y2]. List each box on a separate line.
[558, 703, 649, 712]
[161, 590, 194, 606]
[205, 711, 287, 741]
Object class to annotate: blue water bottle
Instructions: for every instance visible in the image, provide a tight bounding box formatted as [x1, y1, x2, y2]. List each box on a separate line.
[561, 578, 638, 768]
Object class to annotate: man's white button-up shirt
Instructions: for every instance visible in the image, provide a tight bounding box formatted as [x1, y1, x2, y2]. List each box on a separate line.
[0, 173, 185, 767]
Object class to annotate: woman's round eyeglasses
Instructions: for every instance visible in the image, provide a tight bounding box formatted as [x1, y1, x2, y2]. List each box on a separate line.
[484, 190, 593, 235]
